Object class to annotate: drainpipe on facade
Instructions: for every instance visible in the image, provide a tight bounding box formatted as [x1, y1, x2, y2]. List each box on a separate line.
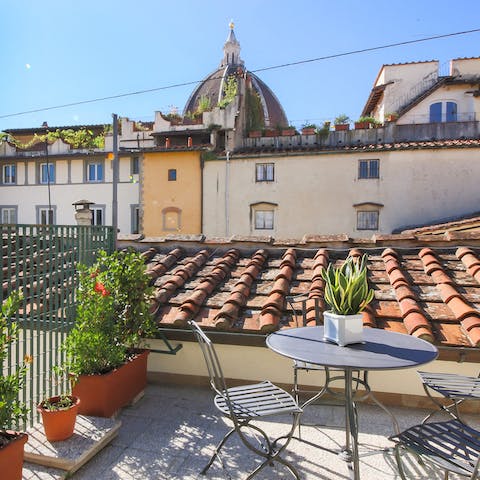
[112, 113, 119, 248]
[225, 150, 230, 236]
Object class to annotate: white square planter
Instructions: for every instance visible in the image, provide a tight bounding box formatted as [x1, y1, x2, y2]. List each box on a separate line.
[323, 311, 364, 347]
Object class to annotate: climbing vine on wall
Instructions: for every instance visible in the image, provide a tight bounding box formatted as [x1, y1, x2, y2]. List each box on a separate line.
[0, 126, 109, 150]
[245, 87, 265, 132]
[217, 75, 238, 109]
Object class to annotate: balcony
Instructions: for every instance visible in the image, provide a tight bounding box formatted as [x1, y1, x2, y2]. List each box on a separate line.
[241, 120, 480, 152]
[23, 382, 480, 479]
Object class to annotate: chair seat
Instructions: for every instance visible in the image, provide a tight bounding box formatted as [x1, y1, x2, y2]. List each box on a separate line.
[390, 419, 480, 477]
[419, 371, 480, 399]
[215, 381, 302, 419]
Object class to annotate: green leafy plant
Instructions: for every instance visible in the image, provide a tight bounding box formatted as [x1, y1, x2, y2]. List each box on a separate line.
[334, 114, 351, 125]
[301, 122, 318, 130]
[39, 395, 76, 412]
[196, 95, 212, 114]
[64, 250, 156, 377]
[0, 292, 30, 435]
[218, 75, 238, 108]
[357, 116, 381, 125]
[321, 255, 374, 315]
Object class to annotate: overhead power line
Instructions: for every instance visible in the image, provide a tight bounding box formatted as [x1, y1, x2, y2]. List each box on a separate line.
[1, 27, 479, 120]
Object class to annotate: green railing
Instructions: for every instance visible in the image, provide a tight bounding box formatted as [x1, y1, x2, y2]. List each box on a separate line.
[1, 224, 114, 428]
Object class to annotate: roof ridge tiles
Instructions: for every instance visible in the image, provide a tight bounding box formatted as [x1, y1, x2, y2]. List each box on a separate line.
[259, 249, 297, 332]
[456, 247, 480, 283]
[418, 248, 480, 345]
[174, 250, 241, 326]
[213, 249, 268, 328]
[383, 249, 433, 341]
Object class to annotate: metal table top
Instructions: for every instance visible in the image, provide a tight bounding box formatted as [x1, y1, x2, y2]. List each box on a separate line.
[266, 326, 438, 371]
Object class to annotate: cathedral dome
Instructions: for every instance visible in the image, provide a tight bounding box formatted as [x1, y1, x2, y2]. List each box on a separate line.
[183, 23, 288, 129]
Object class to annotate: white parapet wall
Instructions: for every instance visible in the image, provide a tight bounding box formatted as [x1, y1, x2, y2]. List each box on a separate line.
[145, 338, 479, 409]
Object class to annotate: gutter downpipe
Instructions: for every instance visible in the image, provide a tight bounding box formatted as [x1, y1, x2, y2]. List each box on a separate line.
[225, 150, 230, 236]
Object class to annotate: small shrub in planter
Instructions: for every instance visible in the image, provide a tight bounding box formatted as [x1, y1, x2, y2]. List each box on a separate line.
[37, 395, 80, 442]
[64, 250, 156, 416]
[0, 292, 30, 480]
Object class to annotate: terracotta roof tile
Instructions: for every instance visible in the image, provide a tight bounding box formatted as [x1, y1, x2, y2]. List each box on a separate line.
[124, 239, 480, 349]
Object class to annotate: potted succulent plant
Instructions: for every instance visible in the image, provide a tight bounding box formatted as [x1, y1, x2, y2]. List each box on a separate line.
[64, 249, 155, 417]
[37, 394, 80, 442]
[321, 255, 374, 346]
[334, 114, 351, 131]
[0, 292, 30, 480]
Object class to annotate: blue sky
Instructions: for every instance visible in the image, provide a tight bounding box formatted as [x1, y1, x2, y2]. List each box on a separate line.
[1, 0, 479, 131]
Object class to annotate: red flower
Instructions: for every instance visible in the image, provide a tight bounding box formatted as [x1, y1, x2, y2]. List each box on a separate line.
[90, 270, 99, 278]
[94, 282, 106, 294]
[101, 289, 110, 297]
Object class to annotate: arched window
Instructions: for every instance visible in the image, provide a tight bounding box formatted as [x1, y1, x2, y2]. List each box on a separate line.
[250, 202, 277, 231]
[429, 101, 457, 123]
[162, 207, 181, 232]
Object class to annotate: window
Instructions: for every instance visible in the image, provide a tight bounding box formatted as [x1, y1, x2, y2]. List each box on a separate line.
[358, 159, 379, 179]
[40, 163, 55, 184]
[87, 162, 104, 182]
[131, 205, 140, 234]
[430, 101, 457, 123]
[256, 163, 274, 182]
[168, 169, 177, 181]
[0, 207, 17, 224]
[131, 156, 140, 175]
[357, 211, 379, 230]
[91, 206, 105, 225]
[2, 164, 16, 184]
[255, 210, 274, 230]
[37, 207, 55, 225]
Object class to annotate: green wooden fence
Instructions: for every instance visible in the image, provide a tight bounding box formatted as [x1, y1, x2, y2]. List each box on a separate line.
[1, 224, 114, 428]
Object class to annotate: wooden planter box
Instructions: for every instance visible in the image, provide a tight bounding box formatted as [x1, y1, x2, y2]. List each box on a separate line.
[72, 350, 149, 418]
[0, 432, 28, 480]
[334, 124, 349, 131]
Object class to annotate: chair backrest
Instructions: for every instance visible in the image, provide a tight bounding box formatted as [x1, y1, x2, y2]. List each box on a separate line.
[188, 320, 228, 397]
[286, 294, 322, 327]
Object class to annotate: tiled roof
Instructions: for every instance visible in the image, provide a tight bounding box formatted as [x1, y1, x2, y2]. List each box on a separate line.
[139, 238, 480, 348]
[231, 138, 480, 156]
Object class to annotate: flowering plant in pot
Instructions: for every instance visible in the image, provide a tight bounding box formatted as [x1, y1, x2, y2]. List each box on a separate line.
[0, 291, 30, 480]
[321, 255, 374, 346]
[64, 249, 156, 417]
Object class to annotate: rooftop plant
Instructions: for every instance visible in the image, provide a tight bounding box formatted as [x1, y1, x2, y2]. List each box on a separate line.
[357, 116, 381, 125]
[0, 292, 30, 439]
[64, 250, 156, 378]
[218, 75, 238, 108]
[321, 255, 374, 315]
[334, 114, 351, 125]
[301, 122, 318, 130]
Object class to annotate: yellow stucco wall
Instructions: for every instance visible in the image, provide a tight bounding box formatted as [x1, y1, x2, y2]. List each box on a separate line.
[142, 150, 202, 236]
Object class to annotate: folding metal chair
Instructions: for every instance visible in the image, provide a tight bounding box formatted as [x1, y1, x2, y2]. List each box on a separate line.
[188, 320, 303, 479]
[390, 419, 480, 479]
[418, 371, 480, 423]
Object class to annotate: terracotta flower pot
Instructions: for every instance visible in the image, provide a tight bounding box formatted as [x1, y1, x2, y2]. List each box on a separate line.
[72, 349, 149, 418]
[37, 396, 80, 442]
[334, 124, 350, 131]
[301, 128, 316, 135]
[248, 130, 262, 138]
[0, 431, 28, 480]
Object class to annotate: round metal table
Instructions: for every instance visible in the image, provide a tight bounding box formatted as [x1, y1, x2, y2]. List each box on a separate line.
[266, 326, 438, 480]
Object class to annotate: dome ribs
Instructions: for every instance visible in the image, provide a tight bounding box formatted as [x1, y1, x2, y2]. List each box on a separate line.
[382, 248, 433, 341]
[173, 249, 240, 326]
[259, 248, 297, 332]
[419, 248, 480, 346]
[213, 249, 268, 329]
